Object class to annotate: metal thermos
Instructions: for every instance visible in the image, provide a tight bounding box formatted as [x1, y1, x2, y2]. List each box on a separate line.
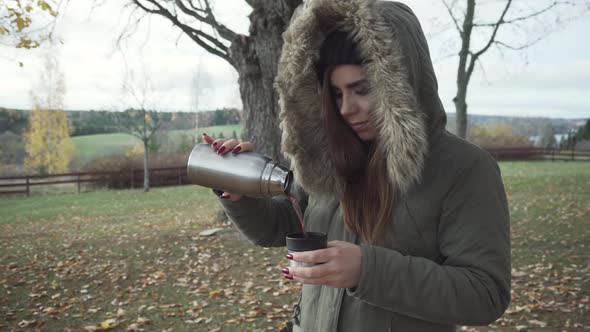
[187, 144, 293, 198]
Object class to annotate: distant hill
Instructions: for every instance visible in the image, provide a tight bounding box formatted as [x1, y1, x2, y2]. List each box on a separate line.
[0, 107, 242, 136]
[0, 107, 586, 138]
[445, 113, 585, 137]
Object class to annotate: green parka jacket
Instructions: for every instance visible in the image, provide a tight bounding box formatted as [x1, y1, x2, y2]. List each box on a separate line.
[219, 0, 511, 331]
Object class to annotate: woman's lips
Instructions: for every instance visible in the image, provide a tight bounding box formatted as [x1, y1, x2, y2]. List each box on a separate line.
[350, 121, 368, 131]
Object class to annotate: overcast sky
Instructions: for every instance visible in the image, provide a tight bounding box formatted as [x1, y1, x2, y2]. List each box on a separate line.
[1, 0, 589, 119]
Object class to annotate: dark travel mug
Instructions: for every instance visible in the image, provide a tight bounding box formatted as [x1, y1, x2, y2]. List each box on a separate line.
[286, 232, 328, 267]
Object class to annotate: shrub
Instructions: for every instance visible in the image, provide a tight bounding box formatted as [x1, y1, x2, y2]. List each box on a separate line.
[468, 123, 532, 148]
[81, 152, 190, 189]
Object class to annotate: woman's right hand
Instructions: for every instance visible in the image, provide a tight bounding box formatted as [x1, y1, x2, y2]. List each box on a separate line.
[201, 133, 255, 202]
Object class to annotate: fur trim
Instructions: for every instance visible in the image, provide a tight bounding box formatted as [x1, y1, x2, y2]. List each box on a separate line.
[277, 0, 428, 196]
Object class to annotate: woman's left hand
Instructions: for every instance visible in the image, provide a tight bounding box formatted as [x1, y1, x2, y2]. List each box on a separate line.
[283, 241, 362, 289]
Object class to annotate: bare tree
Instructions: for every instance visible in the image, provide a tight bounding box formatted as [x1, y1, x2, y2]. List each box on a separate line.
[441, 0, 590, 138]
[116, 64, 171, 192]
[190, 59, 212, 138]
[124, 0, 301, 163]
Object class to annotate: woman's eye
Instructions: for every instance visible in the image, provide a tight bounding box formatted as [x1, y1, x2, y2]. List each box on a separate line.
[356, 87, 370, 95]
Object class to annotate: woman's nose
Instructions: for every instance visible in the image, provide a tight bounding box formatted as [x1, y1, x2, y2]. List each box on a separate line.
[340, 96, 357, 117]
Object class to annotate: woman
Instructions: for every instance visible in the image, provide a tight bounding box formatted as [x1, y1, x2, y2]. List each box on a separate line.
[203, 0, 511, 331]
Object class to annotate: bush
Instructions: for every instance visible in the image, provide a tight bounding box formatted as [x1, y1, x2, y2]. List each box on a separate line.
[468, 123, 532, 148]
[81, 152, 190, 189]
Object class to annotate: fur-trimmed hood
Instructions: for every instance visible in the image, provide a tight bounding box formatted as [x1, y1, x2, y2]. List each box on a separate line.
[277, 0, 447, 197]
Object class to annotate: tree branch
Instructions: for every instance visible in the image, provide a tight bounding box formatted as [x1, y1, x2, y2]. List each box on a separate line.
[493, 38, 543, 51]
[441, 0, 463, 35]
[472, 0, 561, 27]
[472, 0, 512, 59]
[174, 0, 238, 41]
[131, 0, 234, 65]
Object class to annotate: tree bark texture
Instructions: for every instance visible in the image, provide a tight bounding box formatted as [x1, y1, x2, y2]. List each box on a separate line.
[230, 1, 300, 164]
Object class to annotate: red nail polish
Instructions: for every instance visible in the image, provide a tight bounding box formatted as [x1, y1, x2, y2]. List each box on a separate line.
[220, 194, 230, 199]
[202, 133, 207, 137]
[281, 268, 289, 274]
[232, 146, 242, 154]
[283, 274, 293, 280]
[217, 146, 226, 154]
[286, 254, 293, 260]
[212, 141, 218, 147]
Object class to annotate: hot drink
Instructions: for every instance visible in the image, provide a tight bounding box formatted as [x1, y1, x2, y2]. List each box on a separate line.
[288, 194, 307, 237]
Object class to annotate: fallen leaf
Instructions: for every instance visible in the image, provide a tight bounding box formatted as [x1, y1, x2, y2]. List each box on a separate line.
[209, 289, 222, 298]
[100, 318, 118, 329]
[136, 317, 150, 325]
[528, 320, 547, 328]
[126, 323, 140, 331]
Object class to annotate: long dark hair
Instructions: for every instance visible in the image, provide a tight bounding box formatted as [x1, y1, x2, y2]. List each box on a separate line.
[322, 67, 394, 244]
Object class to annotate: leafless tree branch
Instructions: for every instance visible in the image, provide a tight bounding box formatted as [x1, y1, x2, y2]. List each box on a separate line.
[472, 0, 512, 59]
[441, 0, 464, 35]
[130, 0, 236, 66]
[174, 0, 237, 41]
[471, 0, 567, 27]
[493, 37, 543, 51]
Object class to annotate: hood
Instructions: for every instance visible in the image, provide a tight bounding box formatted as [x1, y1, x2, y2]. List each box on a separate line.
[276, 0, 447, 197]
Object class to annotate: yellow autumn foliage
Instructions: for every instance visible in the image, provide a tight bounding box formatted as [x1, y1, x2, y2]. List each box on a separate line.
[125, 143, 144, 157]
[24, 107, 74, 174]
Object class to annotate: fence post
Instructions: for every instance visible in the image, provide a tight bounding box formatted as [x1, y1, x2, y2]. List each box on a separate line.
[26, 177, 30, 197]
[571, 149, 575, 161]
[130, 169, 135, 189]
[77, 173, 81, 194]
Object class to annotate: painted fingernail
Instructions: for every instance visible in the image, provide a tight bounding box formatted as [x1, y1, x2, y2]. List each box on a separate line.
[220, 194, 230, 199]
[283, 274, 293, 280]
[286, 254, 293, 260]
[232, 146, 242, 154]
[212, 141, 218, 147]
[202, 133, 208, 137]
[281, 268, 289, 274]
[217, 146, 226, 154]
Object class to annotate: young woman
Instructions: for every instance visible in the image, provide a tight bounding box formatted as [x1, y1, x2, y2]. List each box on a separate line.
[203, 0, 511, 331]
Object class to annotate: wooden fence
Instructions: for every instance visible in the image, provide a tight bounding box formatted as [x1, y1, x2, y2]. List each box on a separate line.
[484, 147, 590, 161]
[0, 148, 588, 197]
[0, 166, 187, 196]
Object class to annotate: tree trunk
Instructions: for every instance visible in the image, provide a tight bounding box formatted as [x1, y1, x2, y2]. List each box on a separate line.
[453, 0, 475, 139]
[229, 1, 300, 165]
[143, 139, 149, 192]
[454, 86, 468, 139]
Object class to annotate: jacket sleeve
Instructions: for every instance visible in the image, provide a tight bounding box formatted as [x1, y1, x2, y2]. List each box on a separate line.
[216, 182, 308, 248]
[347, 153, 511, 326]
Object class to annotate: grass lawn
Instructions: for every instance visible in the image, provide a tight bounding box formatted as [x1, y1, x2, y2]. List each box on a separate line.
[72, 133, 138, 164]
[1, 161, 589, 331]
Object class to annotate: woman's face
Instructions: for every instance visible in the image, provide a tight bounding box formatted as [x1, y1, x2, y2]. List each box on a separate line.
[330, 64, 375, 141]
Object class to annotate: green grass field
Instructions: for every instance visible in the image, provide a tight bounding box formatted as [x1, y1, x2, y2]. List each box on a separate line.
[72, 133, 138, 163]
[1, 161, 588, 331]
[72, 125, 243, 164]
